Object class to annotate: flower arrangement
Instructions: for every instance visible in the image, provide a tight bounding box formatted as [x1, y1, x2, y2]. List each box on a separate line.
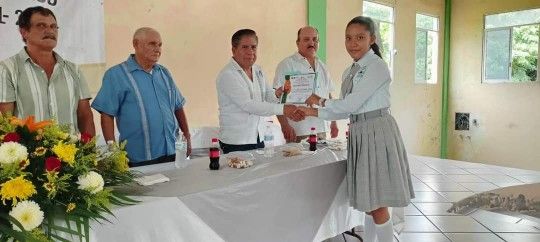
[0, 115, 136, 241]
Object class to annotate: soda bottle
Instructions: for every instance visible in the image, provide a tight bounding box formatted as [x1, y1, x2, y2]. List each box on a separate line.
[309, 127, 317, 151]
[209, 138, 220, 170]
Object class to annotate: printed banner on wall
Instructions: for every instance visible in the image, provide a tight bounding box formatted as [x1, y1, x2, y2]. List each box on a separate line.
[0, 0, 105, 64]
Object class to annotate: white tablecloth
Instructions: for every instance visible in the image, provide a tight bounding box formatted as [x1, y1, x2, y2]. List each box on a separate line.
[90, 146, 363, 242]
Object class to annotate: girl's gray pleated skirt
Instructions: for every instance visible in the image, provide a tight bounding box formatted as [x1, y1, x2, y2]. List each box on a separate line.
[347, 110, 415, 212]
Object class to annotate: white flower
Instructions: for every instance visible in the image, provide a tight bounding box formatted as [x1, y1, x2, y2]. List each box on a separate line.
[77, 171, 104, 194]
[0, 142, 28, 165]
[69, 134, 79, 143]
[9, 200, 44, 231]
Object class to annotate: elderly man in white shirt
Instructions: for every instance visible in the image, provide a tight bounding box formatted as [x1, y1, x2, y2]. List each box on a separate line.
[216, 29, 304, 154]
[273, 26, 338, 143]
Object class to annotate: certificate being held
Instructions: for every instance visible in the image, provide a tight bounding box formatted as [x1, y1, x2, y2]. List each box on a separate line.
[280, 73, 316, 104]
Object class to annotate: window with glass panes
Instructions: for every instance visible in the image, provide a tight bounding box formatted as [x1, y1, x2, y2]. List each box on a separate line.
[483, 8, 539, 83]
[415, 13, 439, 84]
[363, 1, 395, 75]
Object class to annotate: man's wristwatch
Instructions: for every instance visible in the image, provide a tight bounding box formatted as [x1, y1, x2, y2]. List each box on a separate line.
[318, 98, 326, 107]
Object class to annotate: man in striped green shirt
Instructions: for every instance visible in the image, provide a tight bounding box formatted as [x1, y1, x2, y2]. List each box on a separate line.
[0, 6, 94, 135]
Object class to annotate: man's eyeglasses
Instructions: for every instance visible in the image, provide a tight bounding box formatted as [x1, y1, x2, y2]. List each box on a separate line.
[32, 23, 59, 31]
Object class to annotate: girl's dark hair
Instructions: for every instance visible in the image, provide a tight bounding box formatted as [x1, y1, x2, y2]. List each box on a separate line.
[346, 16, 383, 59]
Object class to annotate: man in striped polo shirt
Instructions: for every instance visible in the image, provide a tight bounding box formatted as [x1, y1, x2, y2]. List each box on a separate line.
[0, 6, 94, 135]
[92, 27, 191, 167]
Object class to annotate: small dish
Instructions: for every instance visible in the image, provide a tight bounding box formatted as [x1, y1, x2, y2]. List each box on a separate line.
[225, 152, 254, 168]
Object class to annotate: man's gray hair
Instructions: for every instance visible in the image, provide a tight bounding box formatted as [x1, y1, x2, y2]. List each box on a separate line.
[133, 27, 158, 40]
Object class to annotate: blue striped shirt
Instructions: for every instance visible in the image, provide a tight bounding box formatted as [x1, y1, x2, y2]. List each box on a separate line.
[92, 55, 185, 162]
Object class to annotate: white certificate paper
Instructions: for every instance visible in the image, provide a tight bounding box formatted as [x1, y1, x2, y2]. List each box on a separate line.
[282, 73, 316, 104]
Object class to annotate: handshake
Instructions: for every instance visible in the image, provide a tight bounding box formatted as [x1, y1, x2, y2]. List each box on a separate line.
[283, 105, 306, 122]
[276, 88, 321, 122]
[283, 105, 317, 122]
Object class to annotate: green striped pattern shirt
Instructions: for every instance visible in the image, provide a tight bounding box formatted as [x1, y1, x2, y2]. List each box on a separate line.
[0, 49, 91, 132]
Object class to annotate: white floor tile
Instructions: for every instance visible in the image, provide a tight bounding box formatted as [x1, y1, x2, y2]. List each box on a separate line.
[449, 161, 487, 169]
[353, 156, 540, 242]
[492, 182, 525, 188]
[445, 174, 487, 182]
[476, 219, 540, 233]
[496, 167, 540, 176]
[458, 182, 498, 192]
[404, 203, 423, 215]
[349, 231, 399, 242]
[414, 203, 457, 216]
[414, 174, 454, 183]
[412, 182, 434, 192]
[425, 163, 459, 169]
[402, 216, 440, 232]
[476, 174, 523, 184]
[410, 176, 422, 183]
[497, 233, 540, 242]
[424, 182, 470, 192]
[517, 218, 540, 227]
[410, 163, 435, 169]
[511, 175, 540, 183]
[427, 216, 490, 232]
[396, 232, 450, 242]
[469, 210, 521, 224]
[464, 168, 503, 175]
[433, 168, 471, 175]
[411, 192, 449, 203]
[445, 233, 504, 242]
[437, 191, 475, 202]
[411, 168, 441, 174]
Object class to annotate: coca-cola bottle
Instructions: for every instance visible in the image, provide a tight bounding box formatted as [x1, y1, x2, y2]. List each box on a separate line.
[309, 127, 317, 151]
[209, 138, 220, 170]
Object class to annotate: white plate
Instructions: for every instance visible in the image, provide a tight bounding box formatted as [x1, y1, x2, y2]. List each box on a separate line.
[224, 151, 254, 161]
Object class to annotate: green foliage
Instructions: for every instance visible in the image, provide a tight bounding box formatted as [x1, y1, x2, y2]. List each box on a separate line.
[511, 24, 539, 82]
[0, 114, 136, 241]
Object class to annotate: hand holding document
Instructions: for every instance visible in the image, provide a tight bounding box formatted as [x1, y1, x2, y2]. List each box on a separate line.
[280, 73, 316, 104]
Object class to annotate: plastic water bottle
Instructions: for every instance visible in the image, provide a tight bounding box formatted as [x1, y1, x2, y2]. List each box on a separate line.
[264, 121, 274, 157]
[175, 131, 188, 169]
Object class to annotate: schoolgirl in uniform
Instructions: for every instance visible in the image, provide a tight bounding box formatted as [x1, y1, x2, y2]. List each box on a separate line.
[301, 16, 415, 242]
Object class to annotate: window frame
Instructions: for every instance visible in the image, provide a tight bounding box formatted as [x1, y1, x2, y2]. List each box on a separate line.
[362, 0, 396, 77]
[415, 12, 440, 84]
[482, 8, 540, 84]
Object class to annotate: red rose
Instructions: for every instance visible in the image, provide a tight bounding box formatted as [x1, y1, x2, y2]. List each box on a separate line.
[80, 132, 93, 144]
[45, 157, 62, 172]
[3, 132, 20, 143]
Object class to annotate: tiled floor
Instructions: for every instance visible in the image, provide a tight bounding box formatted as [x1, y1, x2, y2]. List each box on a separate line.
[328, 155, 540, 242]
